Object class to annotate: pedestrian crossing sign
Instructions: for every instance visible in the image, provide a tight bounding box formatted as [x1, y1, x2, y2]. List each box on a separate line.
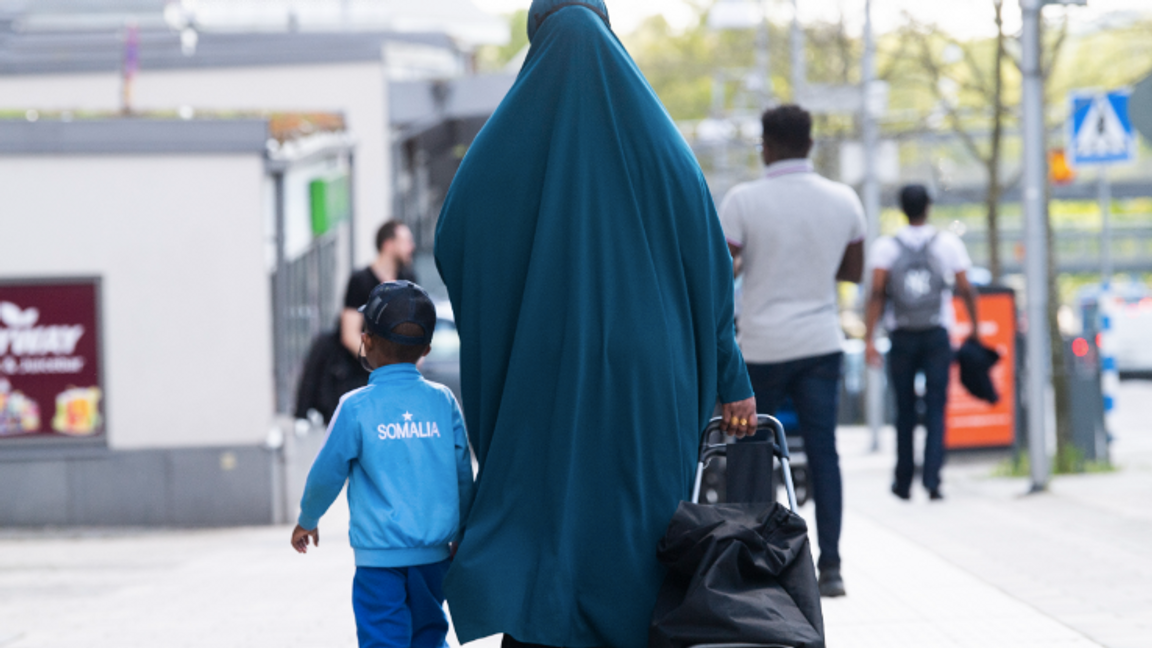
[1067, 89, 1137, 166]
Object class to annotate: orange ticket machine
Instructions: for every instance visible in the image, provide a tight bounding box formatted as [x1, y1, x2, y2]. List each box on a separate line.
[945, 287, 1017, 449]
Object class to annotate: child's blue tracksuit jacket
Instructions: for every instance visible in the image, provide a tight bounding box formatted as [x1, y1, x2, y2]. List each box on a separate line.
[298, 363, 475, 568]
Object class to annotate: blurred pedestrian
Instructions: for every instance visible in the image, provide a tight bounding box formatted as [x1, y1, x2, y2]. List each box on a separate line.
[294, 220, 417, 424]
[719, 104, 865, 598]
[292, 281, 474, 648]
[433, 2, 756, 647]
[340, 220, 417, 357]
[296, 221, 417, 424]
[863, 184, 980, 501]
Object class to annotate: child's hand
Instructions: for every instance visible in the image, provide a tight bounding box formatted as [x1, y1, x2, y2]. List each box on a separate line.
[291, 524, 319, 554]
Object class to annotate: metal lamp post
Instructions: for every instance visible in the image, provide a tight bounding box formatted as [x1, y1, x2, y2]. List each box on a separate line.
[1020, 0, 1051, 492]
[1020, 0, 1084, 491]
[861, 0, 885, 452]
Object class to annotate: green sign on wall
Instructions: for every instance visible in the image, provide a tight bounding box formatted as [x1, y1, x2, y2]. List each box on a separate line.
[309, 174, 350, 236]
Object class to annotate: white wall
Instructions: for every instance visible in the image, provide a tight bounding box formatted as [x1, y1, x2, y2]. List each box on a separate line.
[0, 155, 273, 450]
[0, 61, 390, 266]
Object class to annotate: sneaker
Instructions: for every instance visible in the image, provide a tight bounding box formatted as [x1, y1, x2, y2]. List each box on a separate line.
[818, 566, 846, 598]
[891, 483, 911, 501]
[928, 488, 944, 501]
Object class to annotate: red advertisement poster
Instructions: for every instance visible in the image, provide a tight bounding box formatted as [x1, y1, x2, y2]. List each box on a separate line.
[945, 289, 1016, 449]
[0, 279, 104, 441]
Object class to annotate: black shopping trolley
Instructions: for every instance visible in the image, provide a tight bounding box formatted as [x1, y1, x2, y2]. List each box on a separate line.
[649, 415, 825, 648]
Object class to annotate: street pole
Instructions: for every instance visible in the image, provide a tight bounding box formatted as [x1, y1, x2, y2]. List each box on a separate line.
[271, 169, 289, 415]
[756, 0, 771, 109]
[712, 71, 729, 195]
[1098, 169, 1112, 288]
[1098, 165, 1117, 447]
[790, 0, 805, 100]
[1021, 0, 1051, 492]
[862, 0, 884, 453]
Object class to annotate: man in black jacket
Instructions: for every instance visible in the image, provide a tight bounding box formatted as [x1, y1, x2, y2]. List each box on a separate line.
[296, 221, 416, 423]
[339, 221, 417, 356]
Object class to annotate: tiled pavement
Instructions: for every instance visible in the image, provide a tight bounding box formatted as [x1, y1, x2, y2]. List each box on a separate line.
[830, 379, 1152, 648]
[821, 511, 1102, 648]
[1, 381, 1149, 647]
[0, 514, 359, 648]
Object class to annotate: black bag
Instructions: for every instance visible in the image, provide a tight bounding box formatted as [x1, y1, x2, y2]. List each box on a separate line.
[294, 329, 369, 423]
[650, 501, 825, 648]
[955, 338, 1001, 404]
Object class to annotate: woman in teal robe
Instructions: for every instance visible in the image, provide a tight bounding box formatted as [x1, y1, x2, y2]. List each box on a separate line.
[434, 2, 756, 647]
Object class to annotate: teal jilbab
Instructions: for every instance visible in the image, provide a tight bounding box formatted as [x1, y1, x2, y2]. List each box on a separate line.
[434, 2, 753, 646]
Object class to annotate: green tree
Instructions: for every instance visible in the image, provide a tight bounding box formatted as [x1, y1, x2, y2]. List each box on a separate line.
[900, 2, 1016, 281]
[625, 13, 781, 121]
[475, 10, 529, 73]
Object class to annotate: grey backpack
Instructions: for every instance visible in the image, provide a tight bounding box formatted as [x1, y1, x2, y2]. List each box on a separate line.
[886, 234, 947, 331]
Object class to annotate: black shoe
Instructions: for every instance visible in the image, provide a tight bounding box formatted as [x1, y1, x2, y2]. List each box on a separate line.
[891, 483, 911, 501]
[928, 488, 944, 501]
[818, 566, 846, 598]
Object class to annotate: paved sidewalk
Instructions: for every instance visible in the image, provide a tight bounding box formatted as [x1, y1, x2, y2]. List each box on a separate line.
[822, 510, 1100, 648]
[830, 380, 1152, 648]
[0, 486, 1113, 648]
[1, 382, 1148, 648]
[0, 507, 359, 648]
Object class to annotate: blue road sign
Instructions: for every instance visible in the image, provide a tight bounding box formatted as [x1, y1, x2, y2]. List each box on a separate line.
[1068, 89, 1137, 167]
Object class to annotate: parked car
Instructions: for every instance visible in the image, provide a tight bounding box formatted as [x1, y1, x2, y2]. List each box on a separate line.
[420, 302, 463, 404]
[1078, 282, 1152, 378]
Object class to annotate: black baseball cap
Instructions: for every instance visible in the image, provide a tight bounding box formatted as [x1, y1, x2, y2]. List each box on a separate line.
[358, 281, 436, 346]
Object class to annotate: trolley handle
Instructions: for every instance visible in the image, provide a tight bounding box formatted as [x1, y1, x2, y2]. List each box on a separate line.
[700, 414, 790, 460]
[692, 414, 798, 512]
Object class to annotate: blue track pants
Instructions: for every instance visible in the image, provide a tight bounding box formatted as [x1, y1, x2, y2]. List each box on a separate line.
[352, 560, 451, 648]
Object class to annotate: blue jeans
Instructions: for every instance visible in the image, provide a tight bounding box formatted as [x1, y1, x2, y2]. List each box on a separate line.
[887, 327, 953, 493]
[352, 560, 451, 648]
[744, 352, 843, 569]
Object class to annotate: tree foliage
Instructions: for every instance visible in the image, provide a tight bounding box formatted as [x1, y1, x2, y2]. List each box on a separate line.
[475, 9, 529, 73]
[621, 4, 1152, 135]
[615, 4, 1152, 473]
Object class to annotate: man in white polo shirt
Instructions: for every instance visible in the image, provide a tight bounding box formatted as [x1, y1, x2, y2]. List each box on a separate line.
[720, 104, 865, 598]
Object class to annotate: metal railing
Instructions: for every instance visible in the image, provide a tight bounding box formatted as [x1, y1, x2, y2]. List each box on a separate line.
[963, 225, 1152, 275]
[271, 233, 342, 414]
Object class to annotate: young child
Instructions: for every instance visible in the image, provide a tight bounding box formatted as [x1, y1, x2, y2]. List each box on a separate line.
[291, 280, 474, 648]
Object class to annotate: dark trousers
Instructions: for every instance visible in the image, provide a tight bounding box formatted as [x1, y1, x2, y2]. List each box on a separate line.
[744, 352, 843, 570]
[352, 560, 451, 648]
[887, 327, 953, 493]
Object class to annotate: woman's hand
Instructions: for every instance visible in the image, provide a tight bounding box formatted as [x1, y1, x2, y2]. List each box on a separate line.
[721, 397, 757, 439]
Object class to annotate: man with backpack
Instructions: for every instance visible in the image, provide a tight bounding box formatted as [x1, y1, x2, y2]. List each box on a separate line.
[864, 184, 980, 501]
